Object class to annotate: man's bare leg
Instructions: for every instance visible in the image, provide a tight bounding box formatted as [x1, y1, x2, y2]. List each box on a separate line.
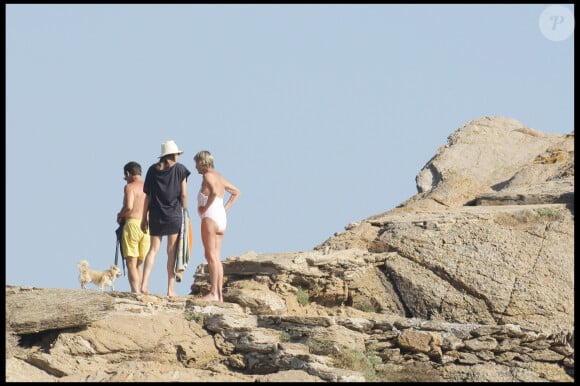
[136, 259, 144, 289]
[126, 257, 140, 293]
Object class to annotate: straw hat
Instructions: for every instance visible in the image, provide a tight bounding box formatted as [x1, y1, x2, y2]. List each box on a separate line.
[159, 140, 184, 158]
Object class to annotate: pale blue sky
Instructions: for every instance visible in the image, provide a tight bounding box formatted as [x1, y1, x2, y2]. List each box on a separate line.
[6, 4, 574, 296]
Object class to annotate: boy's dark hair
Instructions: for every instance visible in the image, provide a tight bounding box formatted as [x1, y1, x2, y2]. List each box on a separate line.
[124, 161, 142, 176]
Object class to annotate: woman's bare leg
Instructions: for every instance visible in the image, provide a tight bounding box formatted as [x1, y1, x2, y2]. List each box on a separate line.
[166, 233, 179, 297]
[141, 235, 161, 294]
[215, 233, 225, 302]
[201, 218, 221, 301]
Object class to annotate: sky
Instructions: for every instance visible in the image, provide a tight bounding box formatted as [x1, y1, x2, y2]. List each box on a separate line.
[6, 4, 574, 297]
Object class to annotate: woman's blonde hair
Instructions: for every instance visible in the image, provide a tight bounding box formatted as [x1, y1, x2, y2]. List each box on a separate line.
[194, 150, 214, 169]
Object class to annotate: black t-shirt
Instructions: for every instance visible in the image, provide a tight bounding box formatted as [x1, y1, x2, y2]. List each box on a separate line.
[144, 162, 191, 224]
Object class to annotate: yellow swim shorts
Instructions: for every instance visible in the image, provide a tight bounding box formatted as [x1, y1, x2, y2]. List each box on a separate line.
[121, 218, 150, 260]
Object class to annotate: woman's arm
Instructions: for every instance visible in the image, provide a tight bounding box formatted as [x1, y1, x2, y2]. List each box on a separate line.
[223, 178, 240, 211]
[180, 178, 188, 209]
[141, 194, 149, 232]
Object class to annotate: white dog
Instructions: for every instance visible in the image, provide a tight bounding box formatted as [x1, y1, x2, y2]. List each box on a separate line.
[78, 260, 122, 291]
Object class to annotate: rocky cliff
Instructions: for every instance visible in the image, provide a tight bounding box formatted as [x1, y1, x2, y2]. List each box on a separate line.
[6, 116, 574, 382]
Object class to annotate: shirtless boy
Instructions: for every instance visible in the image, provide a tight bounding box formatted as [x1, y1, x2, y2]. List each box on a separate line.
[117, 161, 151, 293]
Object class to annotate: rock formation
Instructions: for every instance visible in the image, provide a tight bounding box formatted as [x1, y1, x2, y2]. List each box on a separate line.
[6, 116, 574, 382]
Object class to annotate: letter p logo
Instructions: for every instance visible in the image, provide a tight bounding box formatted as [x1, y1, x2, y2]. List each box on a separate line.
[539, 5, 574, 42]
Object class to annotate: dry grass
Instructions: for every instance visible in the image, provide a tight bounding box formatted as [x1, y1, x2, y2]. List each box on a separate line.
[184, 311, 204, 325]
[296, 287, 310, 306]
[307, 339, 381, 381]
[494, 207, 563, 227]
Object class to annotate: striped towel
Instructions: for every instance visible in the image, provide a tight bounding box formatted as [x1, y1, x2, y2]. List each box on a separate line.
[175, 207, 193, 281]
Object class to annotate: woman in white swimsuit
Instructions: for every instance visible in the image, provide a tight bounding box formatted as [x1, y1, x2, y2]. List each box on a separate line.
[197, 191, 227, 233]
[194, 150, 240, 302]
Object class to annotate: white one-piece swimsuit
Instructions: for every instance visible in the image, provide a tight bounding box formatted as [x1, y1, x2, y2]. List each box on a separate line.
[197, 191, 227, 233]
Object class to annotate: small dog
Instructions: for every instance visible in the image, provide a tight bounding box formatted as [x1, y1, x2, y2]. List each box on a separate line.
[78, 260, 122, 291]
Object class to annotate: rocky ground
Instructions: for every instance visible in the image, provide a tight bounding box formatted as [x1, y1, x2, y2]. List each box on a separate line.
[6, 116, 574, 382]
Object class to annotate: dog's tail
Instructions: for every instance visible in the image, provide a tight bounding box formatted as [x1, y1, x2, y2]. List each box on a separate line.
[78, 260, 90, 271]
